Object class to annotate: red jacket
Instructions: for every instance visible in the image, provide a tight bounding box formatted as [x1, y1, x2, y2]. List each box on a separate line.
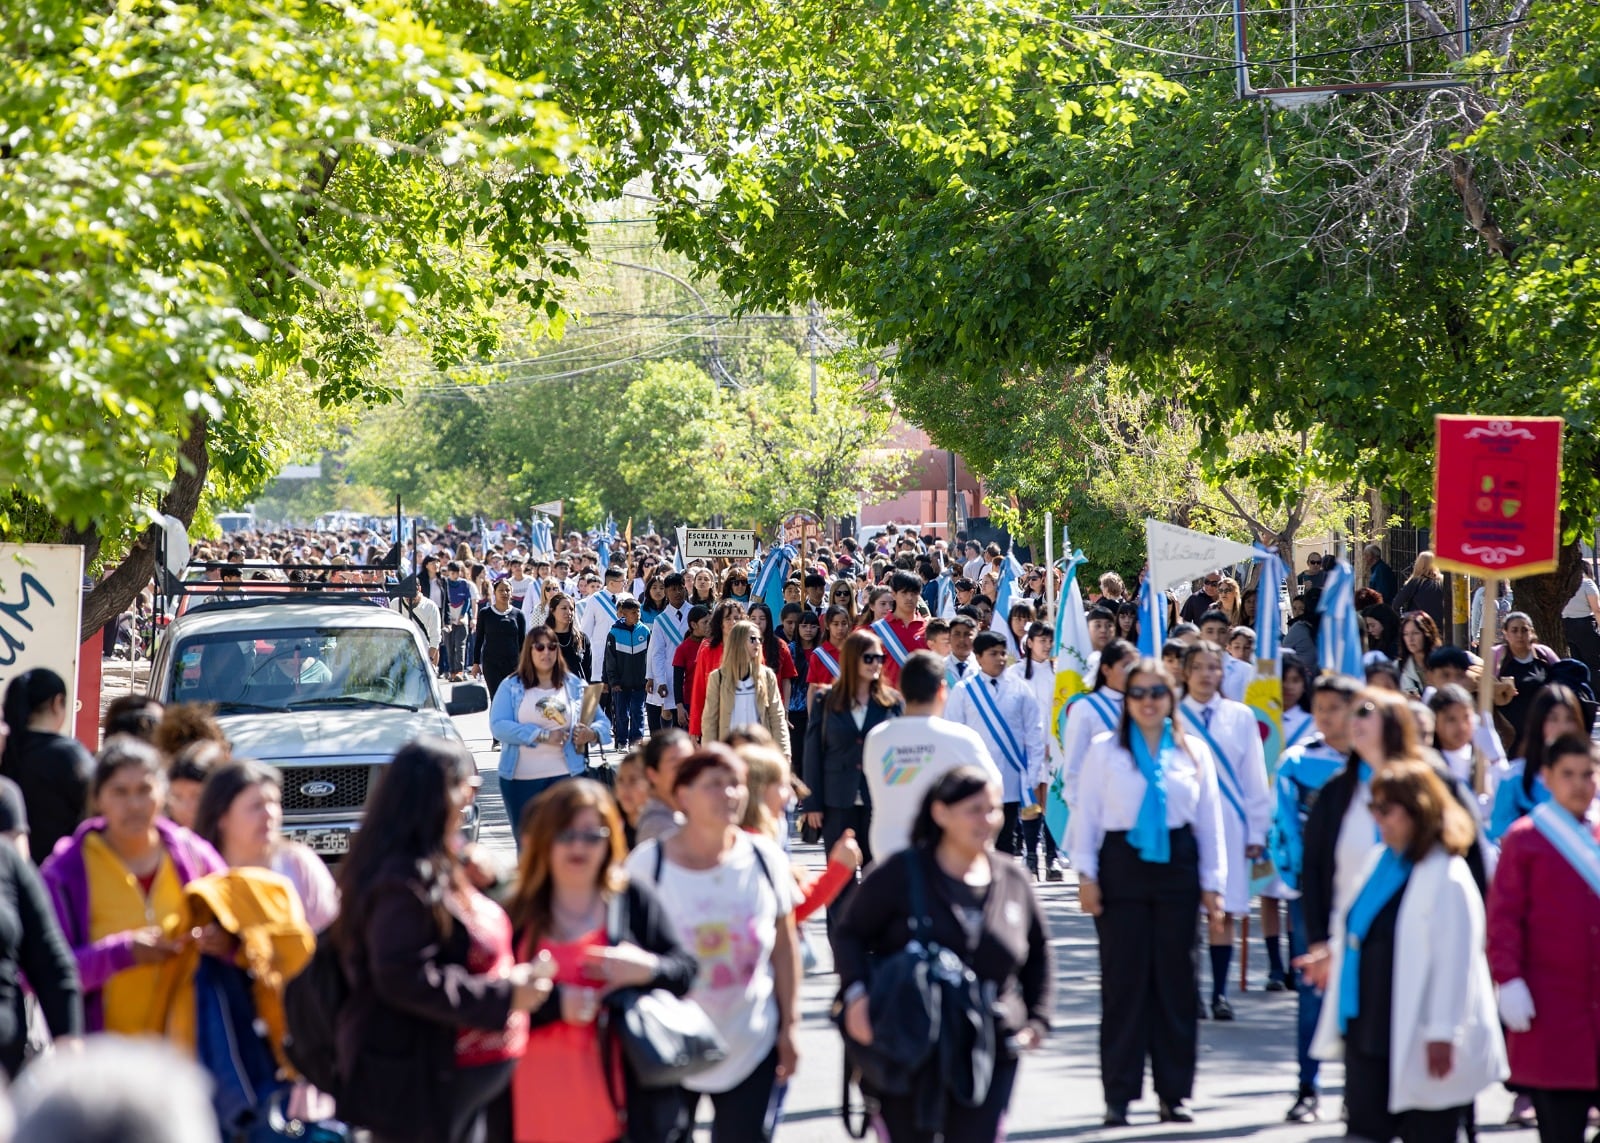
[1487, 816, 1600, 1090]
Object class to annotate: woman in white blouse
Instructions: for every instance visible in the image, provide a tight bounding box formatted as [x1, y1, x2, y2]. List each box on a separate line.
[1071, 657, 1227, 1128]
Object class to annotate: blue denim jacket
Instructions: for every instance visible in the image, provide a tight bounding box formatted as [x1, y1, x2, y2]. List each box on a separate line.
[489, 672, 614, 780]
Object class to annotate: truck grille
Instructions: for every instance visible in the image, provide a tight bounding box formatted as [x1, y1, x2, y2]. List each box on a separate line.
[279, 765, 371, 812]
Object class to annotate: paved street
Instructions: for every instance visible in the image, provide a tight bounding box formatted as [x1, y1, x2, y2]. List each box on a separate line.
[451, 698, 1529, 1143]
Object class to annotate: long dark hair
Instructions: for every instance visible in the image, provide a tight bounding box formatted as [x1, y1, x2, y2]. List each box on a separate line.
[1022, 621, 1052, 679]
[748, 602, 785, 674]
[193, 759, 282, 854]
[335, 736, 475, 941]
[706, 600, 747, 651]
[515, 626, 570, 689]
[1521, 683, 1586, 796]
[1281, 654, 1313, 713]
[2, 668, 67, 763]
[910, 765, 995, 850]
[1092, 639, 1138, 691]
[825, 629, 900, 713]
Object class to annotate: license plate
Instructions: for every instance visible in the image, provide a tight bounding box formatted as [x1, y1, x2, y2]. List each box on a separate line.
[287, 828, 351, 855]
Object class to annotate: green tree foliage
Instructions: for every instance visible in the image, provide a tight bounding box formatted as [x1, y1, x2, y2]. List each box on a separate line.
[1, 0, 583, 633]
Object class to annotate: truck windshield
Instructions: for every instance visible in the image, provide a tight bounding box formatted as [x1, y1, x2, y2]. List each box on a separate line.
[167, 628, 435, 712]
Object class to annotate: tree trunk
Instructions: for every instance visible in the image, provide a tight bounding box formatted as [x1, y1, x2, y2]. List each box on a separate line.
[1511, 538, 1583, 657]
[75, 414, 210, 641]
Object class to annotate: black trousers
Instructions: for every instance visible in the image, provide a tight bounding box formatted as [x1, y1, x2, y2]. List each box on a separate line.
[678, 1045, 781, 1143]
[1564, 618, 1600, 679]
[1529, 1089, 1600, 1143]
[787, 709, 808, 774]
[822, 803, 872, 942]
[877, 1050, 1018, 1143]
[997, 801, 1022, 857]
[1095, 828, 1201, 1107]
[1344, 1046, 1466, 1142]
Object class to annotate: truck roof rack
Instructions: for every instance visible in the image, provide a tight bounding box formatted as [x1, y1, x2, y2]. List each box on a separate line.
[161, 562, 407, 616]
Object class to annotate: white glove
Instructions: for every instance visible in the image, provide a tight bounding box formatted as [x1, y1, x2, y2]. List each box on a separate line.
[1497, 978, 1536, 1033]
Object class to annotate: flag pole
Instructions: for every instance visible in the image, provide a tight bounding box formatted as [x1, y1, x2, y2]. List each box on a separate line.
[1044, 512, 1056, 626]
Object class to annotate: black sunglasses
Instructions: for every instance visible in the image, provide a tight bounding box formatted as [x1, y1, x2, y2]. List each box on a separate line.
[1126, 684, 1172, 701]
[554, 827, 611, 846]
[860, 652, 886, 664]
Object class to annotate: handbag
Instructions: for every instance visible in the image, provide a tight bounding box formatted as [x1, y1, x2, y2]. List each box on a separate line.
[603, 886, 727, 1089]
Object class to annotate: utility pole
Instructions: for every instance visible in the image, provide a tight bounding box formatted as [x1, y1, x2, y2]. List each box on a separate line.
[947, 450, 959, 541]
[807, 300, 820, 413]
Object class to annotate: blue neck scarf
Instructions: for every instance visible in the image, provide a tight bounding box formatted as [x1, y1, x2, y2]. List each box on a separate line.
[1128, 722, 1173, 864]
[1358, 760, 1372, 782]
[1338, 847, 1413, 1033]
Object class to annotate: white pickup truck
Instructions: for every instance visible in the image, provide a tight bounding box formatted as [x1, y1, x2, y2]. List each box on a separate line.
[148, 597, 488, 857]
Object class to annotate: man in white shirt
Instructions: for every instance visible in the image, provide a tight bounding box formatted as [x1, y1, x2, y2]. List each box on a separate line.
[391, 579, 442, 668]
[579, 567, 625, 684]
[646, 572, 693, 728]
[943, 630, 1047, 856]
[861, 650, 1001, 861]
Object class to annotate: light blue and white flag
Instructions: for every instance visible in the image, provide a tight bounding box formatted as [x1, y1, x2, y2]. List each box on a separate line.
[937, 572, 955, 619]
[1137, 576, 1167, 658]
[753, 542, 796, 617]
[1317, 555, 1364, 679]
[989, 546, 1027, 651]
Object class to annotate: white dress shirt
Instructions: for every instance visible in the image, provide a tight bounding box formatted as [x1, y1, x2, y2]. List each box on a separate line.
[1220, 655, 1253, 702]
[1180, 692, 1273, 913]
[578, 590, 619, 681]
[1061, 690, 1124, 805]
[646, 601, 694, 708]
[1069, 729, 1228, 893]
[942, 669, 1047, 804]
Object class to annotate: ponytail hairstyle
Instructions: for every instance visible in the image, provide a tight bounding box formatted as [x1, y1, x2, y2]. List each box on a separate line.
[1022, 621, 1052, 678]
[2, 669, 68, 763]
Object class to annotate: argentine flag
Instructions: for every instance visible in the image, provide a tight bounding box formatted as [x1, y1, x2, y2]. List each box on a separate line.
[1047, 550, 1093, 848]
[989, 546, 1026, 654]
[1136, 576, 1167, 658]
[1317, 555, 1365, 679]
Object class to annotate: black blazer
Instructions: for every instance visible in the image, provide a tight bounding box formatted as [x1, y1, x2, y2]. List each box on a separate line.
[335, 859, 518, 1142]
[801, 689, 901, 811]
[0, 843, 81, 1077]
[1301, 757, 1489, 948]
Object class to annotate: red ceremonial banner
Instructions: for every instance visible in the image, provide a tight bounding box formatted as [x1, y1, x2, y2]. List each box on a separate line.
[1433, 416, 1564, 576]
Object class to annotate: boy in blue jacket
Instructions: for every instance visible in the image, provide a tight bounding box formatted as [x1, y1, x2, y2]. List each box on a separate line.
[603, 595, 651, 746]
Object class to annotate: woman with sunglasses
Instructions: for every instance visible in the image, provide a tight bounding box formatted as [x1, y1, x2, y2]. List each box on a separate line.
[827, 580, 858, 626]
[801, 631, 903, 934]
[490, 627, 610, 843]
[1297, 690, 1491, 1085]
[686, 601, 748, 741]
[1071, 658, 1226, 1127]
[505, 779, 697, 1143]
[1300, 760, 1505, 1143]
[721, 567, 752, 607]
[331, 737, 558, 1143]
[702, 621, 790, 760]
[625, 747, 801, 1143]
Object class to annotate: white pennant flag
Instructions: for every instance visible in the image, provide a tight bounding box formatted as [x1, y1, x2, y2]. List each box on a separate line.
[1145, 519, 1257, 592]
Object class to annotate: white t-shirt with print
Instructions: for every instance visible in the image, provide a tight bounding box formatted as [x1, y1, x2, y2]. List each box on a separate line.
[624, 832, 792, 1093]
[514, 685, 570, 780]
[860, 715, 1001, 861]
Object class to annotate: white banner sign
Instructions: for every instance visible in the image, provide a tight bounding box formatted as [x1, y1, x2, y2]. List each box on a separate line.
[0, 544, 86, 727]
[681, 529, 758, 559]
[1145, 519, 1257, 591]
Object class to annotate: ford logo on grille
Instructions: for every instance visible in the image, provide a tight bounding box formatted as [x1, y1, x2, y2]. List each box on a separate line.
[300, 780, 338, 798]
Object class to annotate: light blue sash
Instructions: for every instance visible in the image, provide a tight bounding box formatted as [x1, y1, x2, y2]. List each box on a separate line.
[812, 644, 840, 680]
[1083, 691, 1120, 733]
[1339, 849, 1413, 1033]
[962, 674, 1034, 806]
[1531, 802, 1600, 899]
[585, 590, 617, 625]
[655, 608, 684, 650]
[1181, 705, 1249, 833]
[871, 617, 911, 667]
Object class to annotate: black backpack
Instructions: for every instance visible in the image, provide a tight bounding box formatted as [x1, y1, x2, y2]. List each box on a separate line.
[283, 929, 349, 1096]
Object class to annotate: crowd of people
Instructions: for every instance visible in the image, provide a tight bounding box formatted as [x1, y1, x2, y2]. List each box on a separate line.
[6, 516, 1600, 1143]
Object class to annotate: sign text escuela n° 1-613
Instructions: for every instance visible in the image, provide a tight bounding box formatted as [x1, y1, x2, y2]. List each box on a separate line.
[680, 529, 759, 559]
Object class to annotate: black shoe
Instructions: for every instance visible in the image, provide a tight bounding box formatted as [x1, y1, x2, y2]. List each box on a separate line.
[1046, 867, 1065, 882]
[1159, 1100, 1194, 1124]
[1211, 997, 1235, 1021]
[1265, 973, 1288, 992]
[1285, 1091, 1320, 1123]
[1197, 995, 1209, 1019]
[1104, 1105, 1129, 1127]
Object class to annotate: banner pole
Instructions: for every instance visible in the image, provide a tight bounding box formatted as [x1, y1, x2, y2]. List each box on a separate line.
[1475, 588, 1500, 798]
[1044, 512, 1056, 625]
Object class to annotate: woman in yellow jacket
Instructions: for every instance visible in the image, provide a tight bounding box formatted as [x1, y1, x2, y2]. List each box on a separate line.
[702, 621, 791, 759]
